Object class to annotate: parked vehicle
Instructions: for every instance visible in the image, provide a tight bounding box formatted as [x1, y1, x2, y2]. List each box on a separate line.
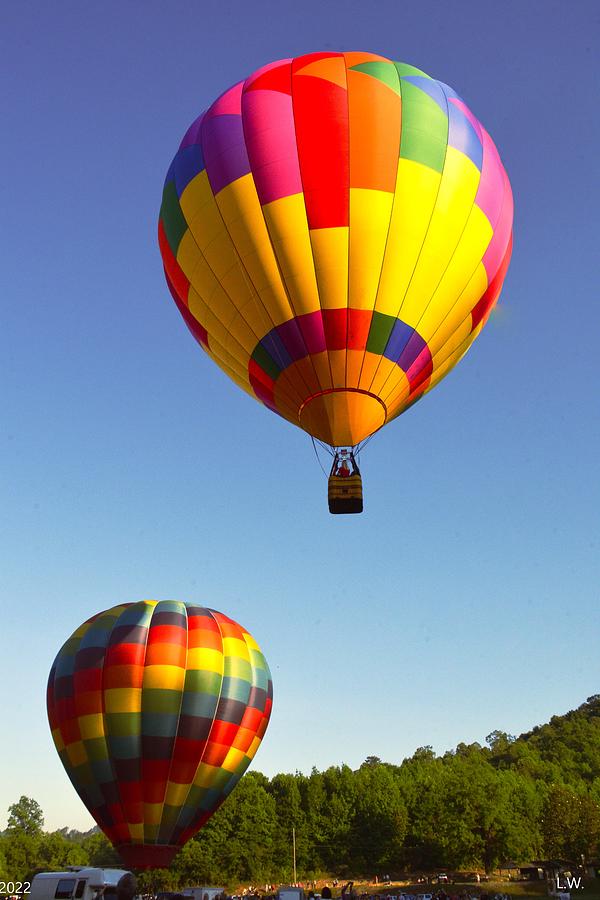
[182, 889, 225, 900]
[29, 869, 133, 900]
[277, 888, 305, 900]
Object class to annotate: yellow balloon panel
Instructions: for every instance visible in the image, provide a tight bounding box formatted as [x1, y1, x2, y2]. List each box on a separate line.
[425, 264, 489, 361]
[309, 227, 349, 310]
[398, 149, 481, 329]
[349, 188, 395, 311]
[374, 159, 442, 318]
[416, 207, 493, 343]
[215, 175, 293, 326]
[262, 193, 322, 315]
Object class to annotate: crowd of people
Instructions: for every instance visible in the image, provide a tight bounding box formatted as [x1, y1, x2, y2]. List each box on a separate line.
[150, 882, 513, 900]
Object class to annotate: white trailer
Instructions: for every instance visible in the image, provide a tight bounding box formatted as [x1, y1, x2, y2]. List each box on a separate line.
[29, 868, 133, 900]
[181, 888, 225, 900]
[277, 888, 305, 900]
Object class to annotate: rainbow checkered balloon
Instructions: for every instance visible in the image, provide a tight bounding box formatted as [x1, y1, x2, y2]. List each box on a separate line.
[47, 601, 272, 869]
[159, 52, 513, 449]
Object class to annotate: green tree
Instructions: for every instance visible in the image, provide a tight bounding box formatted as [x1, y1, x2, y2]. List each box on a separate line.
[486, 731, 516, 755]
[542, 785, 600, 859]
[3, 798, 46, 881]
[3, 831, 42, 883]
[268, 774, 309, 880]
[199, 772, 278, 883]
[7, 798, 44, 836]
[0, 843, 8, 882]
[439, 753, 541, 871]
[350, 763, 407, 873]
[37, 831, 87, 870]
[81, 832, 121, 868]
[173, 837, 216, 887]
[299, 769, 328, 874]
[136, 869, 176, 892]
[318, 765, 357, 875]
[398, 750, 447, 870]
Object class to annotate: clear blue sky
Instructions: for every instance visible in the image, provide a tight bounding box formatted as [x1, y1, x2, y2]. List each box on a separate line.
[2, 0, 599, 831]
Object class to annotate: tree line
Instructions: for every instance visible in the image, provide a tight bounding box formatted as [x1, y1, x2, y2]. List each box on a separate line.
[2, 696, 600, 888]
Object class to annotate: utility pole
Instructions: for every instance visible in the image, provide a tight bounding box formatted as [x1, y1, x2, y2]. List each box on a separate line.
[292, 826, 297, 884]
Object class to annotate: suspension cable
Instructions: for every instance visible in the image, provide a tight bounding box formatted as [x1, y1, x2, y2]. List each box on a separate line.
[356, 432, 376, 455]
[311, 436, 330, 477]
[317, 438, 335, 457]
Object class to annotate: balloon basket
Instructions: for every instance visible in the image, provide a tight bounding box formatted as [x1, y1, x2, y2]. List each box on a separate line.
[328, 451, 363, 514]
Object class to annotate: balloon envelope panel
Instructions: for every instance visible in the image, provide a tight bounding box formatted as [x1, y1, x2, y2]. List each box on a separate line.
[159, 52, 513, 447]
[47, 601, 273, 869]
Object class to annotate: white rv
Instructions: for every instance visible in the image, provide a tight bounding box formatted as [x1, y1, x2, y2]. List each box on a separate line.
[28, 868, 133, 900]
[277, 888, 305, 900]
[181, 888, 225, 900]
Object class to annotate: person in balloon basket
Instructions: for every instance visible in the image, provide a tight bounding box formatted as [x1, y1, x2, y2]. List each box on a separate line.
[336, 460, 351, 477]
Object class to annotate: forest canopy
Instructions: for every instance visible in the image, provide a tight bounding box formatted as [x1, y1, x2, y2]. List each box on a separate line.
[3, 696, 599, 886]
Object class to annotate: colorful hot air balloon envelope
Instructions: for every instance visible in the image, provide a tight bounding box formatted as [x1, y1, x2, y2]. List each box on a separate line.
[159, 51, 513, 449]
[47, 601, 273, 869]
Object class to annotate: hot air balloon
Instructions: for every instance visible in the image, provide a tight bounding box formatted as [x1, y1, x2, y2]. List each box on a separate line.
[158, 52, 513, 513]
[47, 600, 272, 869]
